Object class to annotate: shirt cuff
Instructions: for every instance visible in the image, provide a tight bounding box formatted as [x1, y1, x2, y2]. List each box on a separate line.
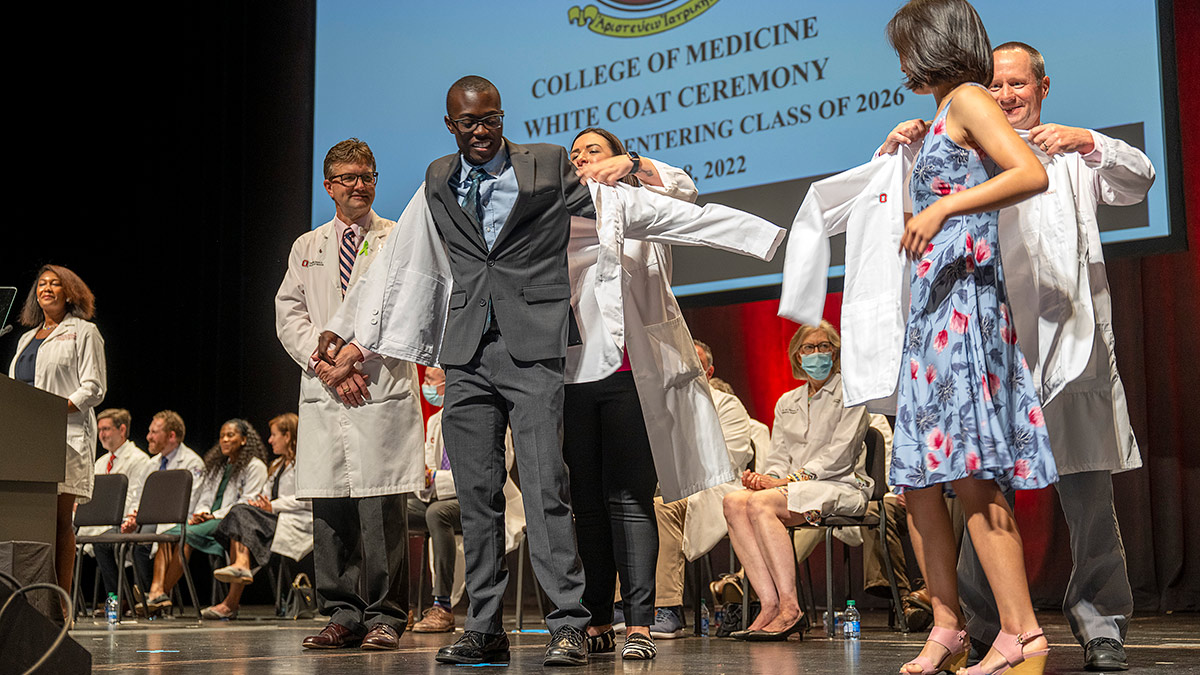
[1080, 130, 1104, 166]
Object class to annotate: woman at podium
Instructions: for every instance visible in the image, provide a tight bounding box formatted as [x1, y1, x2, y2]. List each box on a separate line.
[9, 264, 107, 619]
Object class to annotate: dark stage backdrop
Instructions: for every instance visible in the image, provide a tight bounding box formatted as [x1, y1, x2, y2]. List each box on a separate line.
[1, 1, 1195, 612]
[1, 3, 315, 453]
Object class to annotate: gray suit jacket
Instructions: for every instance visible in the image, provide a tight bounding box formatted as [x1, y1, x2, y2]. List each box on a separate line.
[425, 140, 594, 366]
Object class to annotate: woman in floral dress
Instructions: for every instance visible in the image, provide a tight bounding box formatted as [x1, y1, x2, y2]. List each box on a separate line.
[886, 1, 1057, 674]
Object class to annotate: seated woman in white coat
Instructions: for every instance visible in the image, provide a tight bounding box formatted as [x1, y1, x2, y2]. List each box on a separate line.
[722, 321, 871, 641]
[144, 419, 269, 611]
[203, 413, 312, 619]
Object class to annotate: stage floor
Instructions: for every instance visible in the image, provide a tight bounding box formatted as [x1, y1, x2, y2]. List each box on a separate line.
[78, 607, 1200, 673]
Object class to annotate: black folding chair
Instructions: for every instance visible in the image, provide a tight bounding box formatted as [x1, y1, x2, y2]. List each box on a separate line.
[795, 426, 908, 636]
[72, 474, 128, 618]
[83, 470, 202, 620]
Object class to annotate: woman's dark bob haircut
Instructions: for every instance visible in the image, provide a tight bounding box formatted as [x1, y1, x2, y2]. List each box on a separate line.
[887, 0, 993, 91]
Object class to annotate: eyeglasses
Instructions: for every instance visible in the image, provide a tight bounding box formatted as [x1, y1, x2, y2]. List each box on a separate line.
[328, 172, 379, 187]
[798, 342, 835, 355]
[450, 112, 505, 133]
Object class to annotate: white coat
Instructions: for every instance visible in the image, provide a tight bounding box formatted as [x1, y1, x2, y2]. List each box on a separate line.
[9, 313, 107, 500]
[778, 131, 1149, 474]
[762, 375, 872, 516]
[264, 461, 315, 562]
[680, 386, 755, 561]
[190, 457, 269, 518]
[569, 176, 785, 500]
[275, 212, 425, 498]
[329, 176, 785, 502]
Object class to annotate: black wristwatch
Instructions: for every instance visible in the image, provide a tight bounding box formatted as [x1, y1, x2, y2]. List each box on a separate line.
[627, 151, 641, 176]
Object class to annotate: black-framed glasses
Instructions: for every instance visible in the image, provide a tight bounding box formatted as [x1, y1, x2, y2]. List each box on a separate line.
[329, 172, 379, 187]
[450, 112, 504, 133]
[798, 342, 835, 355]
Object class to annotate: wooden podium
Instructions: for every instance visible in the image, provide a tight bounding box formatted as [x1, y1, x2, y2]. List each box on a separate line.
[0, 374, 67, 546]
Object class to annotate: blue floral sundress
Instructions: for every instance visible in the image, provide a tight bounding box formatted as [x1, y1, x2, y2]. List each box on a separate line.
[891, 84, 1058, 492]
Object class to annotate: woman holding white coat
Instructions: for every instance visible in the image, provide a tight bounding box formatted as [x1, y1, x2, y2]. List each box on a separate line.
[9, 264, 107, 618]
[564, 127, 785, 660]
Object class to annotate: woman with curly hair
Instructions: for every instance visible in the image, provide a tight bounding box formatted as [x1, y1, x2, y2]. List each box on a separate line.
[204, 413, 312, 619]
[143, 419, 269, 611]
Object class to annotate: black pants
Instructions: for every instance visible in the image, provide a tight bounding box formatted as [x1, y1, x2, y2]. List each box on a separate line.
[94, 534, 152, 598]
[406, 496, 462, 598]
[562, 370, 659, 627]
[311, 494, 409, 633]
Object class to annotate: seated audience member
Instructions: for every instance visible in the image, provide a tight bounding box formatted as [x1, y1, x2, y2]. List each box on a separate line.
[142, 419, 268, 611]
[202, 413, 311, 619]
[642, 340, 754, 639]
[86, 408, 154, 605]
[408, 368, 461, 633]
[722, 321, 871, 641]
[144, 410, 205, 474]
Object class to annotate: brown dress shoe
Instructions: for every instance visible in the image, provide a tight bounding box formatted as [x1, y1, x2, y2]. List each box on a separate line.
[413, 605, 455, 633]
[302, 622, 362, 649]
[361, 623, 401, 651]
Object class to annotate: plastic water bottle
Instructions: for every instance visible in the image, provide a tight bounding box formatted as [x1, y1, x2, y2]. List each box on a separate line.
[843, 600, 861, 639]
[713, 604, 724, 633]
[106, 592, 119, 625]
[699, 599, 710, 636]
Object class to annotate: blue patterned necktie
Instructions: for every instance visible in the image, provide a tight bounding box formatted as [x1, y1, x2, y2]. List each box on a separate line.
[339, 227, 357, 296]
[461, 167, 489, 227]
[159, 455, 168, 471]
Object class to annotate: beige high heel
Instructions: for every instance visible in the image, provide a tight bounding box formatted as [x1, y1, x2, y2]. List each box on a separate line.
[960, 628, 1049, 675]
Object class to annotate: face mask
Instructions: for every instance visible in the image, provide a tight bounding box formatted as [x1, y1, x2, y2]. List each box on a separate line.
[422, 384, 444, 407]
[801, 352, 834, 381]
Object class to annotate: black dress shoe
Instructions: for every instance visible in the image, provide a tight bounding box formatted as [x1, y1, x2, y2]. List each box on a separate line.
[1085, 637, 1129, 671]
[435, 630, 510, 664]
[544, 625, 588, 666]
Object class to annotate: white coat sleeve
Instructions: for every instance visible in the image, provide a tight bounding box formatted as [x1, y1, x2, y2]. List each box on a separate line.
[215, 460, 268, 519]
[642, 158, 699, 203]
[714, 392, 754, 471]
[68, 323, 107, 412]
[127, 457, 153, 516]
[269, 465, 311, 514]
[801, 404, 870, 481]
[598, 182, 785, 261]
[1084, 131, 1155, 206]
[275, 237, 322, 370]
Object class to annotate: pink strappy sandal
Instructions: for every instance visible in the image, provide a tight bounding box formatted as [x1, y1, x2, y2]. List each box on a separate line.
[901, 626, 969, 674]
[961, 628, 1049, 675]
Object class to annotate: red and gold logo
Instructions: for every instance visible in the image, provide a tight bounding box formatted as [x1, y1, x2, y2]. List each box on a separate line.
[568, 0, 719, 38]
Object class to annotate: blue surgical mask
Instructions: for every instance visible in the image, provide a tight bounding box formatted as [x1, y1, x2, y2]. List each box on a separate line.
[421, 384, 444, 407]
[801, 352, 834, 381]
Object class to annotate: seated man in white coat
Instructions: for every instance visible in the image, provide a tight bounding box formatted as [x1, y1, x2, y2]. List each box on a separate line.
[87, 408, 154, 605]
[880, 41, 1152, 672]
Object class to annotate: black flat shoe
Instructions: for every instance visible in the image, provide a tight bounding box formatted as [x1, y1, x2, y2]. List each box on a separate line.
[435, 630, 510, 664]
[743, 615, 805, 642]
[1084, 637, 1128, 671]
[729, 629, 753, 640]
[544, 625, 588, 666]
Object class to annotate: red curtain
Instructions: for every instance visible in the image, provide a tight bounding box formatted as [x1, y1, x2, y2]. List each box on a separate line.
[682, 0, 1200, 611]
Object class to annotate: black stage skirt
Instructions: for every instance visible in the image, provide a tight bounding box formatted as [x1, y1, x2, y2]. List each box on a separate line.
[214, 504, 279, 568]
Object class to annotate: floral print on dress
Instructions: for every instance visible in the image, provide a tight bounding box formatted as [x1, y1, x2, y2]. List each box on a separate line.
[891, 85, 1058, 493]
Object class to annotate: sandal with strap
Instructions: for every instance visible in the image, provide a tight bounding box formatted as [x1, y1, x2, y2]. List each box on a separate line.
[962, 628, 1049, 675]
[901, 626, 969, 674]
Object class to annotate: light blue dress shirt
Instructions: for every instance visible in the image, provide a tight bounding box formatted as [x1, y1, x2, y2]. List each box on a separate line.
[451, 147, 518, 251]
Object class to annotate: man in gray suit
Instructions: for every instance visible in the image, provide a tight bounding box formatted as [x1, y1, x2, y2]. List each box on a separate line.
[323, 75, 634, 666]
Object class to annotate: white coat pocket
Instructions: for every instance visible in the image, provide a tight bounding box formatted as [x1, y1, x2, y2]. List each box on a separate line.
[644, 316, 703, 389]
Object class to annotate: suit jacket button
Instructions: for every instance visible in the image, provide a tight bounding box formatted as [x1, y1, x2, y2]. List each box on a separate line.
[487, 259, 495, 267]
[478, 299, 487, 307]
